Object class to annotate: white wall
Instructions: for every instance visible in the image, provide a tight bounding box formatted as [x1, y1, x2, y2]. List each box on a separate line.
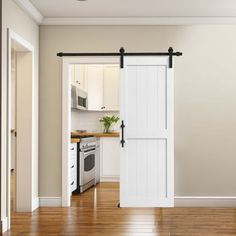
[71, 110, 119, 132]
[40, 25, 236, 198]
[1, 0, 39, 225]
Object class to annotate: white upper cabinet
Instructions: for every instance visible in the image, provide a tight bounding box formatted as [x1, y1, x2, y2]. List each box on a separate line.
[71, 64, 87, 91]
[87, 64, 120, 111]
[103, 65, 120, 111]
[71, 64, 120, 111]
[87, 65, 104, 111]
[70, 64, 75, 84]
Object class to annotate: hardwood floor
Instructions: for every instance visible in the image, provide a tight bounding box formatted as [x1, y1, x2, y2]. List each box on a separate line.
[4, 182, 236, 236]
[10, 171, 15, 212]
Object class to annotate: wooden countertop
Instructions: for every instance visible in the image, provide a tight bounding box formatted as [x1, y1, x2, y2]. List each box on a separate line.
[71, 138, 81, 143]
[71, 131, 120, 138]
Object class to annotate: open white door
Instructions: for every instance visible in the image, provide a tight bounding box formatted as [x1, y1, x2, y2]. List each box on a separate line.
[120, 56, 174, 207]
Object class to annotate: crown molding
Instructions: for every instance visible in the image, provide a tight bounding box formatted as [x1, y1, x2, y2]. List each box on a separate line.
[14, 0, 43, 24]
[42, 16, 236, 25]
[11, 1, 236, 27]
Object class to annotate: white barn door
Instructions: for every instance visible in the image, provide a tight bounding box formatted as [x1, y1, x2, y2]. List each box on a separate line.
[120, 56, 174, 207]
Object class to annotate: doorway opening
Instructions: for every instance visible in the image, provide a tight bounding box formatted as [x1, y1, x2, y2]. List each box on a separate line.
[7, 29, 38, 229]
[62, 57, 120, 206]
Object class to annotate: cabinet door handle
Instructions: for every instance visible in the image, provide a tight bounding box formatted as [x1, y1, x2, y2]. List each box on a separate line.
[71, 147, 74, 150]
[71, 165, 74, 168]
[71, 181, 74, 186]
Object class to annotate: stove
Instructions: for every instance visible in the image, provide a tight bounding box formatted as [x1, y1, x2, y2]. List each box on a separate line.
[74, 136, 96, 193]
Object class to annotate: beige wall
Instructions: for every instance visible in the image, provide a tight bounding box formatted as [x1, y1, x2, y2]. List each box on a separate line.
[39, 25, 236, 197]
[1, 0, 39, 222]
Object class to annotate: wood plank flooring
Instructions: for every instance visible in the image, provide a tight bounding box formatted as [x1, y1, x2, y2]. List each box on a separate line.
[4, 182, 236, 236]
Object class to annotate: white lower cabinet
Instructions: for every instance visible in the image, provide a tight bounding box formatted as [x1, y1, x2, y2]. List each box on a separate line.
[70, 143, 77, 192]
[95, 138, 100, 184]
[100, 137, 120, 182]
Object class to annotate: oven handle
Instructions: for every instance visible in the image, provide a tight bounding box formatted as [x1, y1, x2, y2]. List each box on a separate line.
[81, 148, 96, 156]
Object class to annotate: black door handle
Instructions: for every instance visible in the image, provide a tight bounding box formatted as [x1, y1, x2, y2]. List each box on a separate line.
[121, 120, 125, 148]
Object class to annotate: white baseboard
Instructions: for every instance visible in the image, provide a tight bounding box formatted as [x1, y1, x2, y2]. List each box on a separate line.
[1, 217, 9, 233]
[100, 176, 119, 182]
[38, 196, 236, 207]
[39, 197, 62, 207]
[32, 197, 39, 211]
[175, 197, 236, 207]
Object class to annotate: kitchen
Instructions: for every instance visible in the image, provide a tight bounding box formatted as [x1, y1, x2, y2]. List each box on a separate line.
[70, 64, 120, 195]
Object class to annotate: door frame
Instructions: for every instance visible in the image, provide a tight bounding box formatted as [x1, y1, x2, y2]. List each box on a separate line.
[6, 29, 36, 228]
[61, 56, 119, 206]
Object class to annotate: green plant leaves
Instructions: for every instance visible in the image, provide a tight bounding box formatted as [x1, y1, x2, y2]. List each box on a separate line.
[99, 115, 120, 133]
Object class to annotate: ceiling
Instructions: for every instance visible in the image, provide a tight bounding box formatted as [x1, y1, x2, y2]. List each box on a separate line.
[30, 0, 236, 18]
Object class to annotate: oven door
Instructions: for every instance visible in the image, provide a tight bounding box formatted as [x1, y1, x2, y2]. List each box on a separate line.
[80, 148, 96, 186]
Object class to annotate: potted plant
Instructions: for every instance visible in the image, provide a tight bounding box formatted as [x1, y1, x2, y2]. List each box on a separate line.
[99, 115, 120, 133]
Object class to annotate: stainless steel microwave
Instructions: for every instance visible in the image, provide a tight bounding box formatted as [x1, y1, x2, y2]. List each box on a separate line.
[71, 85, 88, 110]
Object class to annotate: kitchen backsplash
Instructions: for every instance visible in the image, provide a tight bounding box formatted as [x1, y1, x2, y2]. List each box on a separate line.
[71, 110, 120, 132]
